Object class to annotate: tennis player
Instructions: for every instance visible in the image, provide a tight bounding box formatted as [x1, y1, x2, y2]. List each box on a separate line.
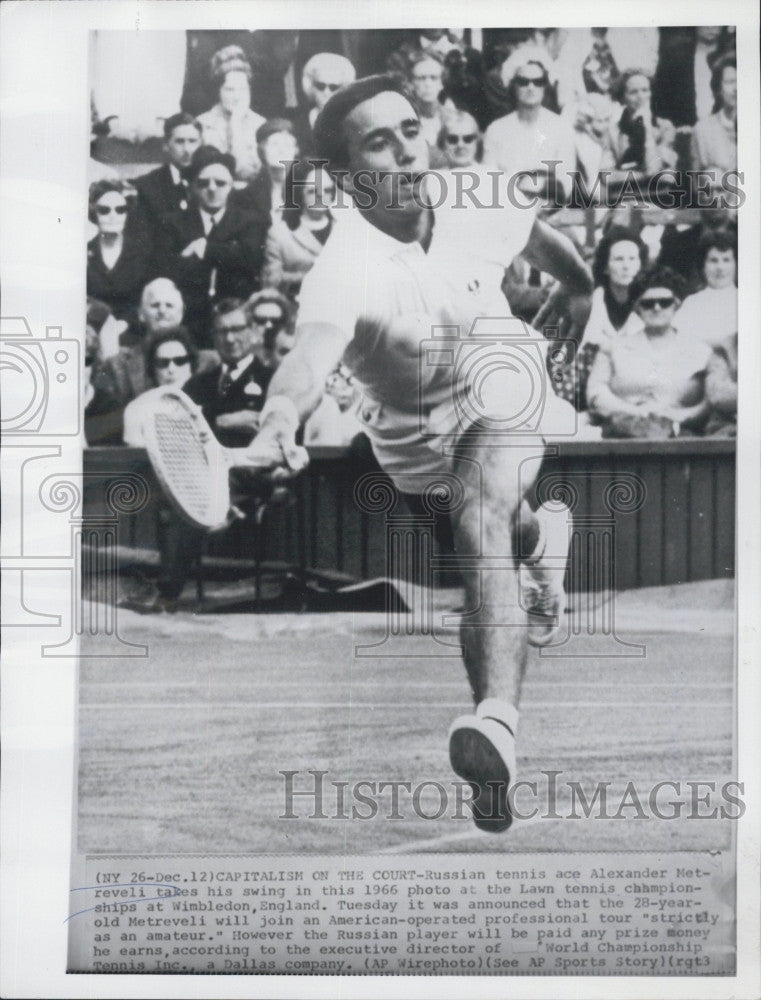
[240, 75, 593, 832]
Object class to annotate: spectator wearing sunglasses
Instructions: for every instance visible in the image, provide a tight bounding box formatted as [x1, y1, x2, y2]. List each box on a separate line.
[586, 265, 710, 438]
[482, 54, 576, 202]
[293, 52, 356, 155]
[120, 326, 205, 614]
[158, 146, 269, 347]
[437, 109, 483, 170]
[87, 180, 155, 324]
[122, 327, 198, 447]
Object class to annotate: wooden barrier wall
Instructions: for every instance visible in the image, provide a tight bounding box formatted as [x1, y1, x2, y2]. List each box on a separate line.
[84, 438, 735, 592]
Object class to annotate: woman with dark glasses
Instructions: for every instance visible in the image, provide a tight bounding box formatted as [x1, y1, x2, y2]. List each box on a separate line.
[483, 52, 576, 202]
[87, 180, 154, 323]
[122, 326, 204, 614]
[122, 326, 198, 446]
[586, 264, 710, 438]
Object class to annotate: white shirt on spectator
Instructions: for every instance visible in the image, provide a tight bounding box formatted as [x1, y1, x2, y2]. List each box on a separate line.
[581, 286, 643, 347]
[482, 108, 576, 198]
[200, 208, 224, 235]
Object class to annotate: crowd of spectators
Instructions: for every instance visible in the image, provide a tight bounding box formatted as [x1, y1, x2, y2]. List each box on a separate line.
[86, 25, 739, 460]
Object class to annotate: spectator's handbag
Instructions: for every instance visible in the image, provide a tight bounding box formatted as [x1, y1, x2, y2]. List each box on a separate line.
[548, 341, 600, 412]
[602, 411, 674, 440]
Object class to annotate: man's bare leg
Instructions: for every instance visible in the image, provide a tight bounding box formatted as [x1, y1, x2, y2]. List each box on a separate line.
[446, 435, 546, 832]
[450, 439, 545, 702]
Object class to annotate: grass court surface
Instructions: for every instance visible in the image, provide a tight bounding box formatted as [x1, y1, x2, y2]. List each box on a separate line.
[78, 579, 734, 856]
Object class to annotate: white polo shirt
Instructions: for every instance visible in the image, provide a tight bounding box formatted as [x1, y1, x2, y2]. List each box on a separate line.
[297, 178, 570, 482]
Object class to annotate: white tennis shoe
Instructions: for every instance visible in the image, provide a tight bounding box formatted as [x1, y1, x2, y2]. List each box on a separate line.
[449, 700, 518, 833]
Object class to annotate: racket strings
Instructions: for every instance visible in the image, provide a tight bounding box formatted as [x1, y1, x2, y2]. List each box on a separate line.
[154, 408, 214, 520]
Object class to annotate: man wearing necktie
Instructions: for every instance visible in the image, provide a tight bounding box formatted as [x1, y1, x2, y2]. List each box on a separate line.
[133, 113, 200, 243]
[183, 295, 284, 448]
[158, 146, 269, 347]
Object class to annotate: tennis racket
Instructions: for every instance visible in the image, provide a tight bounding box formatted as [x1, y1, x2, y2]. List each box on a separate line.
[142, 387, 252, 531]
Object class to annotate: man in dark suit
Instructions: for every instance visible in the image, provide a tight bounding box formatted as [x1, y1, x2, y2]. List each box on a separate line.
[133, 113, 201, 242]
[159, 146, 269, 346]
[183, 295, 275, 448]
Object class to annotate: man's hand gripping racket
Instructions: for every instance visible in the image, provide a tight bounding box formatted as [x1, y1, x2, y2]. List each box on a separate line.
[237, 396, 310, 483]
[142, 388, 308, 532]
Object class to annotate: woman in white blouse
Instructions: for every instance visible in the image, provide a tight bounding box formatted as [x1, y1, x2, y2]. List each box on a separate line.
[674, 228, 737, 349]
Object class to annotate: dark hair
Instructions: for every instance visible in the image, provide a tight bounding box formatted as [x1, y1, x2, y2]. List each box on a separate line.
[409, 49, 445, 74]
[508, 59, 550, 101]
[710, 54, 736, 111]
[163, 112, 202, 139]
[144, 326, 197, 382]
[88, 179, 135, 222]
[592, 227, 648, 287]
[611, 67, 651, 106]
[696, 227, 737, 271]
[313, 73, 409, 176]
[211, 297, 248, 325]
[187, 145, 235, 182]
[628, 264, 687, 305]
[256, 117, 296, 146]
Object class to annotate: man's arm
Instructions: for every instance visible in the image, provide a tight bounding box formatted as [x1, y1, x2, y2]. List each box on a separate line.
[268, 321, 351, 423]
[523, 217, 594, 336]
[237, 321, 351, 476]
[522, 217, 593, 296]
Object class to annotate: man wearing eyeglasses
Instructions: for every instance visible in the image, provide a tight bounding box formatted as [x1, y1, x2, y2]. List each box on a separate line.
[183, 294, 290, 448]
[158, 145, 268, 347]
[292, 52, 357, 155]
[438, 109, 483, 171]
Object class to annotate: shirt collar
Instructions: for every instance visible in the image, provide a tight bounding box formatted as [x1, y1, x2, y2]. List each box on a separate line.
[168, 163, 182, 185]
[200, 206, 224, 231]
[345, 194, 436, 262]
[223, 354, 255, 381]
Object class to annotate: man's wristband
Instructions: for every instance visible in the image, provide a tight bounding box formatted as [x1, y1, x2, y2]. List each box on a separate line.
[260, 395, 300, 431]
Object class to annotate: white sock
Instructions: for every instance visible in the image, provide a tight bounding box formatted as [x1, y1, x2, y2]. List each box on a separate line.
[477, 698, 519, 736]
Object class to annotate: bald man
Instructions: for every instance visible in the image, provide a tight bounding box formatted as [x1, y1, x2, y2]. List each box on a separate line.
[93, 278, 217, 439]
